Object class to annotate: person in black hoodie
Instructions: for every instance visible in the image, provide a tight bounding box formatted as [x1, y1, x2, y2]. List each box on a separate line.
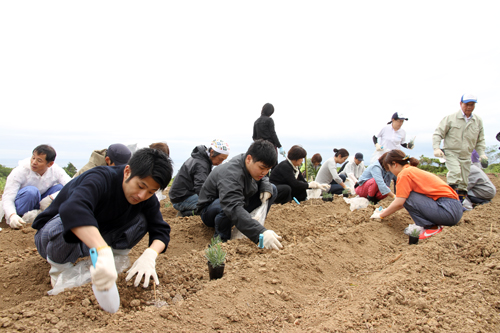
[252, 103, 286, 158]
[169, 140, 230, 217]
[270, 145, 330, 204]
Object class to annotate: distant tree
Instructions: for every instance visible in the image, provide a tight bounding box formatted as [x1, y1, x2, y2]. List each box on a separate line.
[0, 164, 13, 178]
[63, 162, 77, 177]
[485, 144, 500, 164]
[417, 155, 447, 174]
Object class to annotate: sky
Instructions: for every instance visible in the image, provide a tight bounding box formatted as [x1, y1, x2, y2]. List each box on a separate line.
[1, 1, 499, 174]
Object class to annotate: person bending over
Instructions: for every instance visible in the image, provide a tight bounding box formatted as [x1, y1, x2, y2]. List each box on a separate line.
[315, 148, 350, 195]
[356, 152, 396, 204]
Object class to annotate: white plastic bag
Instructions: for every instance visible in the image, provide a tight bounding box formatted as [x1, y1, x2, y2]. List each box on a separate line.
[231, 201, 268, 239]
[155, 190, 166, 202]
[306, 189, 322, 199]
[343, 196, 370, 211]
[344, 178, 356, 195]
[48, 255, 130, 295]
[0, 200, 3, 221]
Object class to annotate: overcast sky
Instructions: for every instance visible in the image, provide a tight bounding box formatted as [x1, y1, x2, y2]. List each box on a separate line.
[1, 1, 499, 173]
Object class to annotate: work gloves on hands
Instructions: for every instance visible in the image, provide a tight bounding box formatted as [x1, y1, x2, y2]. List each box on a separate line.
[309, 181, 330, 191]
[279, 147, 286, 157]
[262, 230, 283, 250]
[370, 208, 384, 219]
[434, 149, 444, 158]
[90, 247, 118, 291]
[260, 191, 272, 204]
[126, 248, 159, 288]
[9, 214, 26, 229]
[40, 196, 53, 211]
[375, 143, 383, 151]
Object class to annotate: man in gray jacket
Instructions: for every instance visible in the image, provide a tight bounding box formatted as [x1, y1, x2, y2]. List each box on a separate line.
[464, 165, 496, 208]
[197, 140, 282, 250]
[169, 140, 230, 217]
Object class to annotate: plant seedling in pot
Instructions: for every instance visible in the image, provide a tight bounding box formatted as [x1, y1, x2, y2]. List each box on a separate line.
[409, 228, 420, 245]
[322, 193, 333, 202]
[205, 236, 227, 280]
[342, 189, 350, 198]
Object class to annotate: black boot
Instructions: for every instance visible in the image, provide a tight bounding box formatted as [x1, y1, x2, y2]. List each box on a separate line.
[366, 195, 379, 205]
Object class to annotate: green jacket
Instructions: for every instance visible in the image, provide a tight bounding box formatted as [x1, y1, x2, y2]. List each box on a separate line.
[432, 110, 485, 158]
[73, 149, 107, 178]
[300, 158, 321, 181]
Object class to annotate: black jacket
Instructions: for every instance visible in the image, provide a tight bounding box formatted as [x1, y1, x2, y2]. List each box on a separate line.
[252, 116, 282, 148]
[197, 153, 273, 243]
[169, 145, 212, 203]
[270, 160, 309, 191]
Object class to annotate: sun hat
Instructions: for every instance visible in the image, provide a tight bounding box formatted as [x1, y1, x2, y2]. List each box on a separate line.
[210, 139, 230, 155]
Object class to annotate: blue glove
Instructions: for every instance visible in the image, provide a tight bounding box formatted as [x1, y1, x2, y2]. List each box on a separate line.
[279, 147, 286, 157]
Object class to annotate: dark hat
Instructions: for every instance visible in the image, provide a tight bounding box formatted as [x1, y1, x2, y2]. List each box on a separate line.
[354, 152, 364, 161]
[496, 132, 500, 142]
[387, 112, 408, 124]
[107, 143, 131, 166]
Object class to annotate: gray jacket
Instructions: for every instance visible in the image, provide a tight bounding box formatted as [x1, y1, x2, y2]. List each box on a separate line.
[467, 165, 496, 200]
[169, 145, 212, 203]
[197, 153, 273, 243]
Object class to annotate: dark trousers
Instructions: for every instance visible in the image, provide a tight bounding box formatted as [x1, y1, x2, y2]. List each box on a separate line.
[329, 174, 347, 195]
[34, 213, 147, 264]
[274, 184, 307, 204]
[200, 185, 277, 241]
[468, 195, 490, 205]
[403, 192, 463, 229]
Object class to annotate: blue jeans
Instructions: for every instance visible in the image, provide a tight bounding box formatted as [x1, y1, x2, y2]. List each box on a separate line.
[200, 185, 277, 241]
[403, 192, 463, 228]
[172, 194, 199, 212]
[15, 184, 63, 216]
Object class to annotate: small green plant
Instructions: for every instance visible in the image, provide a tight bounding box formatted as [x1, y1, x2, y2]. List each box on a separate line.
[0, 177, 6, 193]
[322, 192, 333, 199]
[342, 189, 349, 195]
[410, 228, 420, 237]
[205, 236, 226, 268]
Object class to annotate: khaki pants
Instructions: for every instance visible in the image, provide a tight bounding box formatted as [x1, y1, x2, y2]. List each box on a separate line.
[445, 150, 471, 191]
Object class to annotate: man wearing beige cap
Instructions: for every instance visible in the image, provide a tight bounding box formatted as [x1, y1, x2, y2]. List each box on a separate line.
[433, 93, 486, 202]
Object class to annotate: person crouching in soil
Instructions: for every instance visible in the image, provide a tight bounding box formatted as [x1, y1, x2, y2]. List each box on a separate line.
[371, 150, 463, 240]
[197, 139, 283, 250]
[355, 152, 396, 204]
[33, 148, 173, 290]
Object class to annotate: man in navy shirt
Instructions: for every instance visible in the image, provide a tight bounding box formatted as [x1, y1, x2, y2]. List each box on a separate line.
[33, 148, 173, 290]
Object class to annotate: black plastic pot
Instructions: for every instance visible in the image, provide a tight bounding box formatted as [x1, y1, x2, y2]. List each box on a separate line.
[207, 262, 225, 280]
[343, 193, 349, 198]
[409, 236, 419, 245]
[322, 197, 333, 202]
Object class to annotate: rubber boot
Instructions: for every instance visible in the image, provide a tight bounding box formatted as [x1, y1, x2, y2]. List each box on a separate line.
[47, 257, 73, 288]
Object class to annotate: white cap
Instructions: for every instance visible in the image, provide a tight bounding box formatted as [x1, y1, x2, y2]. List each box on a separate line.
[210, 139, 230, 155]
[461, 93, 477, 103]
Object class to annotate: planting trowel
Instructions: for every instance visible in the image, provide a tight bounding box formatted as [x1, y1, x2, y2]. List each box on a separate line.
[89, 248, 120, 313]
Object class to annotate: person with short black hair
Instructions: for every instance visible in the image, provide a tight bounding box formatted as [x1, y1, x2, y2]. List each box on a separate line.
[197, 140, 283, 250]
[169, 140, 230, 217]
[371, 150, 463, 240]
[2, 144, 71, 229]
[73, 143, 131, 178]
[252, 103, 286, 158]
[33, 148, 173, 290]
[315, 148, 351, 195]
[339, 152, 365, 183]
[270, 146, 329, 204]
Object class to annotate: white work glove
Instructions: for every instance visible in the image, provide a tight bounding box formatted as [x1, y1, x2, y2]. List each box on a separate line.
[262, 230, 283, 250]
[370, 208, 384, 219]
[126, 248, 159, 288]
[260, 191, 272, 204]
[279, 147, 286, 157]
[480, 155, 488, 161]
[40, 196, 53, 211]
[308, 181, 321, 189]
[90, 247, 118, 291]
[375, 143, 383, 151]
[434, 149, 444, 158]
[9, 214, 26, 229]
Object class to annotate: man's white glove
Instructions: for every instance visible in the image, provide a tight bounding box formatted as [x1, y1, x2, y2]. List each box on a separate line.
[309, 181, 321, 189]
[40, 196, 53, 211]
[260, 191, 272, 204]
[375, 143, 383, 151]
[9, 214, 26, 229]
[262, 230, 283, 250]
[126, 248, 159, 288]
[480, 155, 488, 161]
[370, 208, 384, 219]
[90, 247, 118, 291]
[434, 149, 444, 158]
[279, 147, 286, 157]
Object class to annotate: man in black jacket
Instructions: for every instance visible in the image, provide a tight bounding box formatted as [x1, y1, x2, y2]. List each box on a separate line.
[169, 140, 230, 217]
[197, 140, 283, 250]
[252, 103, 286, 158]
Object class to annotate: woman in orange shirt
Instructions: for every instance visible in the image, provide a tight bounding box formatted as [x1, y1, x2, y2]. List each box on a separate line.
[373, 150, 463, 240]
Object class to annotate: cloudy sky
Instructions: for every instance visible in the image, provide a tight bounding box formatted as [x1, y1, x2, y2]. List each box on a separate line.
[1, 1, 499, 173]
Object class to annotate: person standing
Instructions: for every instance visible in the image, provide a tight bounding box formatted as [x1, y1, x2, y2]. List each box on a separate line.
[315, 148, 350, 195]
[433, 93, 486, 202]
[371, 150, 463, 240]
[169, 140, 230, 217]
[370, 112, 414, 164]
[252, 103, 286, 158]
[2, 144, 71, 229]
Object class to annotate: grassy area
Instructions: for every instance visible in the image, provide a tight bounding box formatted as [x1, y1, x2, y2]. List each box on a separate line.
[0, 176, 5, 194]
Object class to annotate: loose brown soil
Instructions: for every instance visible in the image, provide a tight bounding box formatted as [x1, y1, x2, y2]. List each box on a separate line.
[1, 175, 500, 332]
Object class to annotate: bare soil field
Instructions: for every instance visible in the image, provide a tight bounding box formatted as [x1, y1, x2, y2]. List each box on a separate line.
[1, 175, 500, 332]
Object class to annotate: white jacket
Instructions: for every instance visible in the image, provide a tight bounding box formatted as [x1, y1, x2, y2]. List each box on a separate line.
[2, 158, 71, 222]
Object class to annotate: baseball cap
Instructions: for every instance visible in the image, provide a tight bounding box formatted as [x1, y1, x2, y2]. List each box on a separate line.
[387, 112, 408, 124]
[210, 139, 230, 155]
[461, 93, 477, 103]
[355, 152, 364, 161]
[107, 143, 132, 166]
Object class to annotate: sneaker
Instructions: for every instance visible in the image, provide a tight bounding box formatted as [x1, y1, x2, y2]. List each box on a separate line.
[419, 226, 443, 240]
